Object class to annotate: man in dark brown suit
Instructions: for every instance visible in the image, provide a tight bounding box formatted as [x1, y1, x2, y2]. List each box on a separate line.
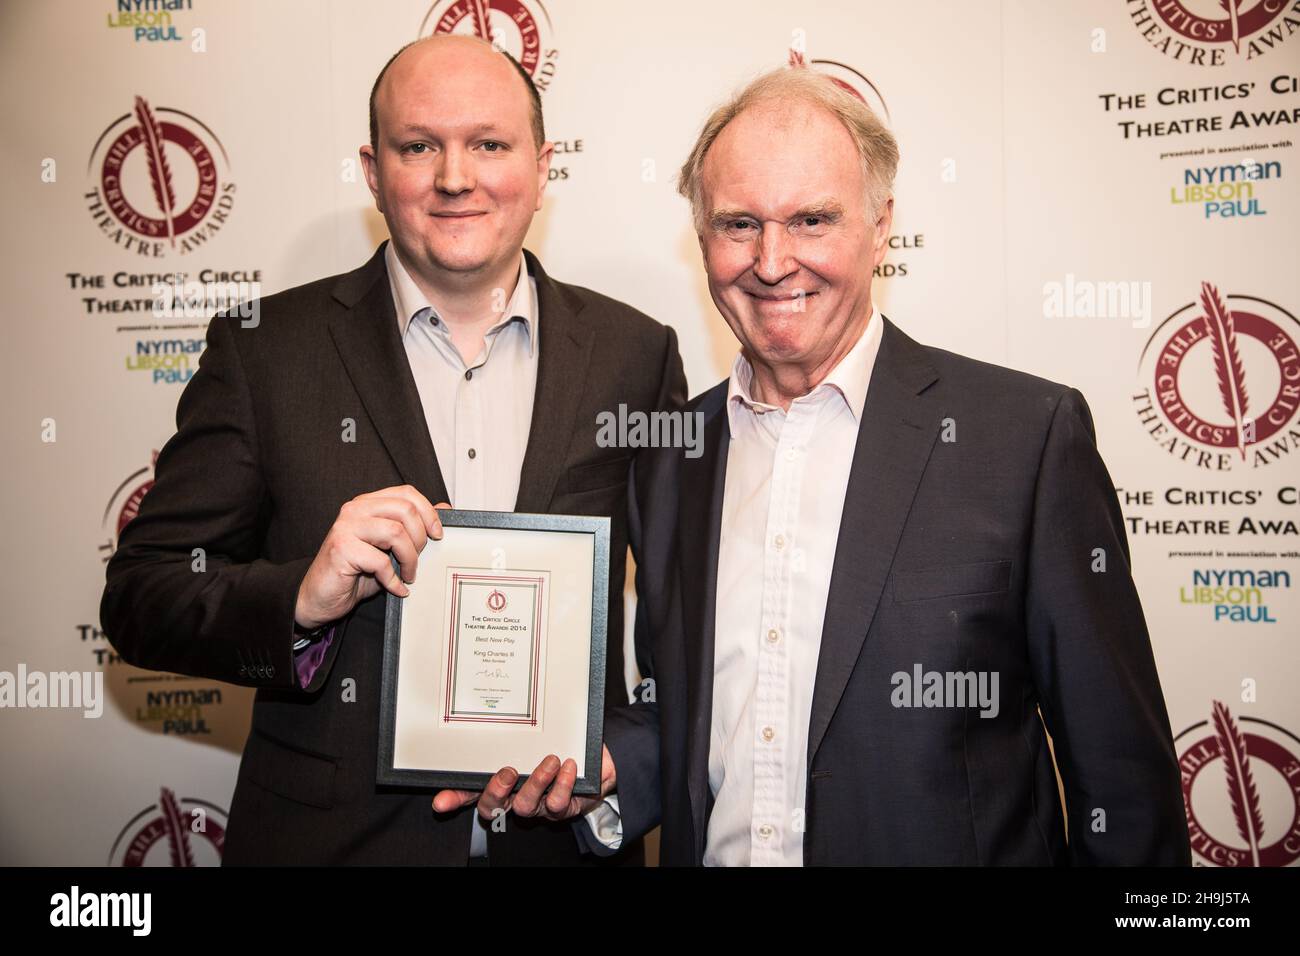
[100, 35, 685, 865]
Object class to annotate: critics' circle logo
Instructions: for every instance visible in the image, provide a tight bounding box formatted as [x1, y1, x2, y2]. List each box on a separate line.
[98, 451, 157, 564]
[1176, 702, 1300, 867]
[421, 0, 557, 90]
[785, 47, 889, 125]
[1133, 282, 1300, 470]
[1132, 0, 1295, 64]
[108, 788, 227, 866]
[788, 48, 891, 125]
[86, 96, 236, 257]
[486, 588, 507, 612]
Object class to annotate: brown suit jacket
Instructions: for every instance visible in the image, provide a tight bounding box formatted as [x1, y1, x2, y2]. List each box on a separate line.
[101, 242, 687, 865]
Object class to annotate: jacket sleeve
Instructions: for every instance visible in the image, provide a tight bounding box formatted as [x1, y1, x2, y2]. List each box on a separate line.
[100, 310, 316, 692]
[600, 449, 666, 845]
[1025, 387, 1191, 865]
[653, 323, 689, 420]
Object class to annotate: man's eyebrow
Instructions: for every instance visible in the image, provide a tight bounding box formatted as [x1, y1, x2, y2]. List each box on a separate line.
[707, 208, 754, 229]
[392, 122, 509, 138]
[706, 201, 846, 229]
[790, 200, 844, 221]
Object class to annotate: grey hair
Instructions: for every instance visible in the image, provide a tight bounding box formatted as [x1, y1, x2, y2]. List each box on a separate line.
[677, 65, 899, 232]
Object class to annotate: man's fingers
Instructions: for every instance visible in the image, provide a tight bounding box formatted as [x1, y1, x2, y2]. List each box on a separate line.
[476, 767, 519, 819]
[430, 501, 451, 539]
[361, 518, 420, 583]
[354, 497, 431, 560]
[346, 517, 418, 585]
[388, 485, 441, 539]
[353, 542, 408, 598]
[545, 758, 579, 816]
[512, 755, 560, 817]
[356, 485, 439, 539]
[431, 789, 476, 813]
[600, 744, 617, 796]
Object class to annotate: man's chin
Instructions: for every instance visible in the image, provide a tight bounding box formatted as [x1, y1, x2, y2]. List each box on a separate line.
[421, 247, 500, 276]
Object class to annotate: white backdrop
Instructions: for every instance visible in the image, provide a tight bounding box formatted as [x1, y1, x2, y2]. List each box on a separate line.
[1, 0, 1297, 866]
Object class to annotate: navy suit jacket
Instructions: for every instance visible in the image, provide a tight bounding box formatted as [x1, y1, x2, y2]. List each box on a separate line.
[604, 316, 1191, 866]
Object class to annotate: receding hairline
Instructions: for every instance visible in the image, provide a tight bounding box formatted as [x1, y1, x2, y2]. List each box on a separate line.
[698, 97, 864, 181]
[378, 34, 496, 92]
[368, 35, 544, 150]
[678, 68, 899, 231]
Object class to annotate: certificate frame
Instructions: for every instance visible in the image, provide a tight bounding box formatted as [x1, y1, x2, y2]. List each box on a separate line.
[377, 509, 609, 795]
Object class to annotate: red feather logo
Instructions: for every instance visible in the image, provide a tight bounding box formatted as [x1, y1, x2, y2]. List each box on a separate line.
[133, 96, 178, 249]
[470, 0, 492, 43]
[158, 787, 197, 867]
[1200, 281, 1250, 459]
[1220, 0, 1242, 54]
[1211, 700, 1264, 867]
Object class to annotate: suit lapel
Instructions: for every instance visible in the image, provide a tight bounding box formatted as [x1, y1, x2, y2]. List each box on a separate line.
[513, 249, 595, 515]
[678, 390, 730, 862]
[806, 317, 941, 765]
[327, 243, 449, 505]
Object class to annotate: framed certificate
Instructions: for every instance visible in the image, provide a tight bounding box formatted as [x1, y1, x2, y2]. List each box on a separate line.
[377, 510, 609, 795]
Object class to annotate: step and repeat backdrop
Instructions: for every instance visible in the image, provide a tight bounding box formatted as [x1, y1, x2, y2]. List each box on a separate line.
[1, 0, 1297, 866]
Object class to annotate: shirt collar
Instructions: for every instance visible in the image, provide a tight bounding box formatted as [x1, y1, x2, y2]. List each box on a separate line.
[385, 241, 537, 356]
[726, 304, 884, 433]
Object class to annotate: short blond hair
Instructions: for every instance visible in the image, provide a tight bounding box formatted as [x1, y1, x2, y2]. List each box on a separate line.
[677, 66, 899, 232]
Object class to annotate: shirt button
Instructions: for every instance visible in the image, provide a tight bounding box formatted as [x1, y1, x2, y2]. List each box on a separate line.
[784, 447, 797, 461]
[766, 628, 780, 644]
[465, 369, 473, 381]
[467, 448, 476, 459]
[757, 824, 774, 840]
[773, 533, 786, 550]
[761, 726, 775, 742]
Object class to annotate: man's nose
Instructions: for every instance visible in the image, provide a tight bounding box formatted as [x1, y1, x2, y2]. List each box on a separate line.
[435, 145, 475, 195]
[753, 222, 797, 286]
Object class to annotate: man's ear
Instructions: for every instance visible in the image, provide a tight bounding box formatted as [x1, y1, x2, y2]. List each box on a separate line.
[534, 141, 555, 209]
[359, 144, 383, 211]
[872, 196, 894, 266]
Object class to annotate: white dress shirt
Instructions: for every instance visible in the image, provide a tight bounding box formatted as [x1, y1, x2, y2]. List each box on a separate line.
[706, 306, 883, 866]
[386, 242, 537, 858]
[386, 242, 538, 512]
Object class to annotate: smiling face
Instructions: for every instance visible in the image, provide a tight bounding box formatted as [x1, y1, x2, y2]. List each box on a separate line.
[698, 101, 892, 390]
[360, 37, 551, 287]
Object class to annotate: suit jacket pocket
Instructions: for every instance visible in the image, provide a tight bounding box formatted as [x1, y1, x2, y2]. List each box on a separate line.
[245, 730, 338, 809]
[892, 559, 1012, 604]
[561, 455, 632, 495]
